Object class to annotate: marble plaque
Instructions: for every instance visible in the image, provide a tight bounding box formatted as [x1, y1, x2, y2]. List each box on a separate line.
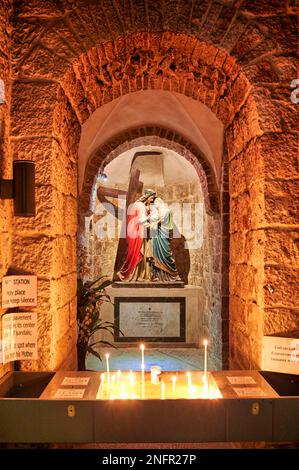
[114, 297, 185, 342]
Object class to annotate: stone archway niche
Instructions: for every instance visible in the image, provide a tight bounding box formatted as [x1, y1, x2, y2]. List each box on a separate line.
[80, 143, 223, 368]
[78, 90, 224, 191]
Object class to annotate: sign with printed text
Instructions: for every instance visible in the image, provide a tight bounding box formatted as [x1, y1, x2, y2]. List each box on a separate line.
[262, 336, 299, 375]
[61, 377, 90, 386]
[226, 376, 256, 385]
[54, 388, 85, 399]
[1, 311, 38, 364]
[2, 275, 37, 308]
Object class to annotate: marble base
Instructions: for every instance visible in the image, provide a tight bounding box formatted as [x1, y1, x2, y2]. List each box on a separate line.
[99, 285, 203, 345]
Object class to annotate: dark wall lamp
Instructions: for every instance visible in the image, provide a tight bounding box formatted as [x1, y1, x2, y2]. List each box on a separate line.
[0, 160, 35, 217]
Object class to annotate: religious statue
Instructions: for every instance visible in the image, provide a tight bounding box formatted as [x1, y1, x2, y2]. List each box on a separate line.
[116, 189, 181, 283]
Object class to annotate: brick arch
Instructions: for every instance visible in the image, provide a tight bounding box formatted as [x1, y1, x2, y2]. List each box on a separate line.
[59, 32, 250, 129]
[80, 127, 220, 216]
[13, 1, 296, 89]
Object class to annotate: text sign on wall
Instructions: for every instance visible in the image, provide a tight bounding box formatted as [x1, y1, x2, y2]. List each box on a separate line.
[2, 312, 38, 364]
[2, 275, 37, 308]
[262, 336, 299, 375]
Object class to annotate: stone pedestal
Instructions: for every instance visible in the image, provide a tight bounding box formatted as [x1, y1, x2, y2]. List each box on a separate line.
[99, 285, 203, 346]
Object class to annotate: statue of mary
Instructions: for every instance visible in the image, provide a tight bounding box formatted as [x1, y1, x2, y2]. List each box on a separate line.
[148, 192, 181, 282]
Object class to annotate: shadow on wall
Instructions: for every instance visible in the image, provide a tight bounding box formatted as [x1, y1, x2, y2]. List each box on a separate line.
[171, 225, 190, 285]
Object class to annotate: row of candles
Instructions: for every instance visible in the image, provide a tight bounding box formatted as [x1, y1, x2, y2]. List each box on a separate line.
[102, 339, 210, 399]
[105, 340, 208, 380]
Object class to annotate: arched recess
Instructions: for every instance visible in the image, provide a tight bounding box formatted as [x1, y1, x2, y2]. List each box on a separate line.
[79, 133, 225, 368]
[10, 25, 297, 372]
[80, 126, 220, 216]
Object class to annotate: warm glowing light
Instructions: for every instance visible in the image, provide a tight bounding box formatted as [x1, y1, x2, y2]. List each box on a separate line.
[100, 373, 105, 399]
[189, 384, 197, 398]
[105, 353, 110, 390]
[203, 339, 208, 382]
[129, 370, 135, 387]
[140, 343, 145, 371]
[140, 345, 145, 399]
[97, 370, 222, 401]
[120, 383, 128, 399]
[172, 375, 177, 393]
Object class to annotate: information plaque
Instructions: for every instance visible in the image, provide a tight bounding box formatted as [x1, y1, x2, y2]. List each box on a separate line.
[114, 297, 185, 342]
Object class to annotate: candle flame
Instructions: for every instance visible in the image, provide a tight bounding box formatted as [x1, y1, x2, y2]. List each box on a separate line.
[203, 339, 208, 346]
[161, 381, 165, 400]
[140, 343, 145, 350]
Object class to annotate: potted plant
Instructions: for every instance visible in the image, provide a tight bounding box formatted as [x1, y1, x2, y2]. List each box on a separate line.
[77, 276, 117, 371]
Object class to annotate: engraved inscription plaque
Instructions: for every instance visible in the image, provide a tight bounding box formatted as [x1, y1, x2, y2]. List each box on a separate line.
[114, 297, 185, 342]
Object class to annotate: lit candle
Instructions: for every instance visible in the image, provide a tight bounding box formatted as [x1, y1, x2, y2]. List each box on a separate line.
[105, 353, 110, 392]
[117, 370, 121, 385]
[120, 383, 128, 399]
[203, 339, 208, 383]
[100, 373, 105, 400]
[186, 371, 192, 387]
[111, 374, 116, 392]
[161, 380, 165, 400]
[140, 344, 145, 399]
[129, 370, 134, 388]
[172, 375, 177, 394]
[140, 343, 145, 371]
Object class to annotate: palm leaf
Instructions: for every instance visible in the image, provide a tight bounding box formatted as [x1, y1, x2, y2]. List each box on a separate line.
[86, 345, 102, 361]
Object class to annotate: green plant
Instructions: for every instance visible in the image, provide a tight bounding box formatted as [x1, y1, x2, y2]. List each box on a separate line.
[77, 276, 117, 370]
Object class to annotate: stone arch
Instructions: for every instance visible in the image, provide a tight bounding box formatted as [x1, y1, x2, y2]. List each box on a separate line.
[58, 32, 250, 129]
[80, 127, 220, 217]
[83, 137, 225, 368]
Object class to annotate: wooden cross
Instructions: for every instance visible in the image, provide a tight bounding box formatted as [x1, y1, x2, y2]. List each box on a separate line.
[97, 169, 143, 278]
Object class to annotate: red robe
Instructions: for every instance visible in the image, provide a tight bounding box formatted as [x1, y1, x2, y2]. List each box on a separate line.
[117, 201, 146, 280]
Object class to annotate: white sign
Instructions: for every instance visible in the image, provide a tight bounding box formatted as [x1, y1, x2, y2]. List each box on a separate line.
[1, 312, 38, 364]
[233, 387, 265, 397]
[227, 376, 256, 385]
[2, 275, 37, 308]
[54, 388, 85, 399]
[262, 336, 299, 375]
[61, 377, 90, 386]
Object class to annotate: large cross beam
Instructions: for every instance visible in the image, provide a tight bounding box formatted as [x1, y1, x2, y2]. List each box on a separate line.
[96, 169, 143, 279]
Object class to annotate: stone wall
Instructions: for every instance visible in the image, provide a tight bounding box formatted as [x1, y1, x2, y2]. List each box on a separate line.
[8, 78, 80, 372]
[0, 1, 296, 373]
[228, 124, 299, 369]
[0, 0, 12, 380]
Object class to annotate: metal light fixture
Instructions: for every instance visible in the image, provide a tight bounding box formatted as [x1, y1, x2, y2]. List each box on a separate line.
[98, 170, 108, 182]
[0, 160, 35, 217]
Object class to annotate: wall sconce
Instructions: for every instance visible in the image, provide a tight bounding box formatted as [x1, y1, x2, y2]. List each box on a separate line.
[98, 170, 108, 182]
[0, 160, 35, 217]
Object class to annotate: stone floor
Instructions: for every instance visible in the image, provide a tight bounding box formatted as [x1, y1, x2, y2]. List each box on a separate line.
[86, 347, 218, 372]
